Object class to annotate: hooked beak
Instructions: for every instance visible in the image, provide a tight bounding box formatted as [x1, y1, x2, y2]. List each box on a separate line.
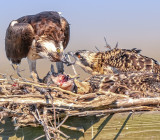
[61, 52, 76, 66]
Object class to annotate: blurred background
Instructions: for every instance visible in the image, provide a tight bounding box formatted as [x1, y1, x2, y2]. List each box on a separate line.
[0, 0, 160, 79]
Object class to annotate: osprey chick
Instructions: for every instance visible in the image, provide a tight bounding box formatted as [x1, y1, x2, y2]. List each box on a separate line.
[88, 72, 160, 98]
[72, 48, 160, 75]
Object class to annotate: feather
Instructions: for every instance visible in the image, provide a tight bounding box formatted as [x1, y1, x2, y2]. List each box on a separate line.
[5, 22, 34, 63]
[88, 73, 160, 98]
[131, 48, 141, 54]
[73, 48, 160, 74]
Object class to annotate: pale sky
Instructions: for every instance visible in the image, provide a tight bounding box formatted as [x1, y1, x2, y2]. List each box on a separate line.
[0, 0, 160, 78]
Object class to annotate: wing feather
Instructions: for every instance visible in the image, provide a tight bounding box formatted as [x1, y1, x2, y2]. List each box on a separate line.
[60, 17, 70, 49]
[5, 21, 34, 64]
[17, 11, 70, 49]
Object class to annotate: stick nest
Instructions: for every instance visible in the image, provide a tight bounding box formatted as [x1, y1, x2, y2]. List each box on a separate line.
[0, 73, 159, 139]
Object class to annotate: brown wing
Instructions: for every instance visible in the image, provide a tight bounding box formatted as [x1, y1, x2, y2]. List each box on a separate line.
[17, 11, 70, 49]
[5, 21, 34, 64]
[60, 17, 70, 49]
[103, 48, 160, 73]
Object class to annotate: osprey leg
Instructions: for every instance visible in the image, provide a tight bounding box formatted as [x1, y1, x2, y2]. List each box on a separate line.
[56, 62, 64, 74]
[27, 58, 40, 82]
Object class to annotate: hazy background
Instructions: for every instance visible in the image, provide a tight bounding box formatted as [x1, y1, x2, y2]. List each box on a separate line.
[0, 0, 160, 78]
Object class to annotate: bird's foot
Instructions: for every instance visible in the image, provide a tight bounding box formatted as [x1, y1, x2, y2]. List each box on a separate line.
[11, 64, 25, 78]
[30, 72, 41, 83]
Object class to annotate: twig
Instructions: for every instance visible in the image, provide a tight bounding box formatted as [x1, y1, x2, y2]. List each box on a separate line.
[104, 37, 111, 50]
[95, 46, 100, 52]
[68, 106, 153, 116]
[49, 92, 57, 132]
[110, 97, 160, 108]
[68, 54, 77, 75]
[115, 42, 118, 48]
[34, 135, 45, 140]
[48, 118, 54, 128]
[32, 112, 40, 123]
[99, 91, 130, 98]
[48, 126, 70, 139]
[0, 79, 7, 81]
[16, 80, 78, 97]
[42, 107, 51, 140]
[57, 115, 69, 129]
[61, 124, 85, 133]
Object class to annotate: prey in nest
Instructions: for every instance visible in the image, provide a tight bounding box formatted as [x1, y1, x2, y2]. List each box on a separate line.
[43, 65, 160, 98]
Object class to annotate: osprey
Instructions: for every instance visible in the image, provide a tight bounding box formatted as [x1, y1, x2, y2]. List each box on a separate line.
[87, 72, 160, 98]
[5, 11, 70, 81]
[71, 48, 160, 75]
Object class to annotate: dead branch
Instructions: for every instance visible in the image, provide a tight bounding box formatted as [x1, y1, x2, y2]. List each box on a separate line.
[111, 97, 160, 108]
[68, 106, 154, 117]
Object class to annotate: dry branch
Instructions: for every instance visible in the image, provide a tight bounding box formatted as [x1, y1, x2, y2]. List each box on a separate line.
[110, 97, 160, 108]
[68, 106, 154, 117]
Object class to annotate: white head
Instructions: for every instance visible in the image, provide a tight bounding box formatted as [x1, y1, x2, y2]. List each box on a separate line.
[34, 39, 64, 62]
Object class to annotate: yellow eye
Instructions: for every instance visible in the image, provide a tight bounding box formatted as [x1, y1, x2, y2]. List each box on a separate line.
[57, 48, 60, 53]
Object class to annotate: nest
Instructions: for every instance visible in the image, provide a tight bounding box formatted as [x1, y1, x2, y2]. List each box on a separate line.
[0, 73, 160, 139]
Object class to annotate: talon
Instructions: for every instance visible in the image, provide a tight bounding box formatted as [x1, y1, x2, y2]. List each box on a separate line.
[11, 64, 22, 77]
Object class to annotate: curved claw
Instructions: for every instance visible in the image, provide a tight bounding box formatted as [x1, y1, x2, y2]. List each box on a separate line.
[61, 52, 76, 66]
[11, 64, 23, 77]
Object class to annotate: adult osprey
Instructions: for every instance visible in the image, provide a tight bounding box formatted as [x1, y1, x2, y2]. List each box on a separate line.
[5, 11, 70, 81]
[71, 48, 160, 75]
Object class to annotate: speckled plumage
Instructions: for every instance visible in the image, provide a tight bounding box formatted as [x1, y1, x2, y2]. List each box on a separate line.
[87, 72, 160, 98]
[74, 48, 160, 75]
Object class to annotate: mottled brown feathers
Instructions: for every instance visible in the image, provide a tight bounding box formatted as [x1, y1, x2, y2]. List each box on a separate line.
[5, 11, 70, 64]
[88, 73, 160, 98]
[17, 11, 70, 48]
[75, 48, 160, 74]
[60, 17, 70, 49]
